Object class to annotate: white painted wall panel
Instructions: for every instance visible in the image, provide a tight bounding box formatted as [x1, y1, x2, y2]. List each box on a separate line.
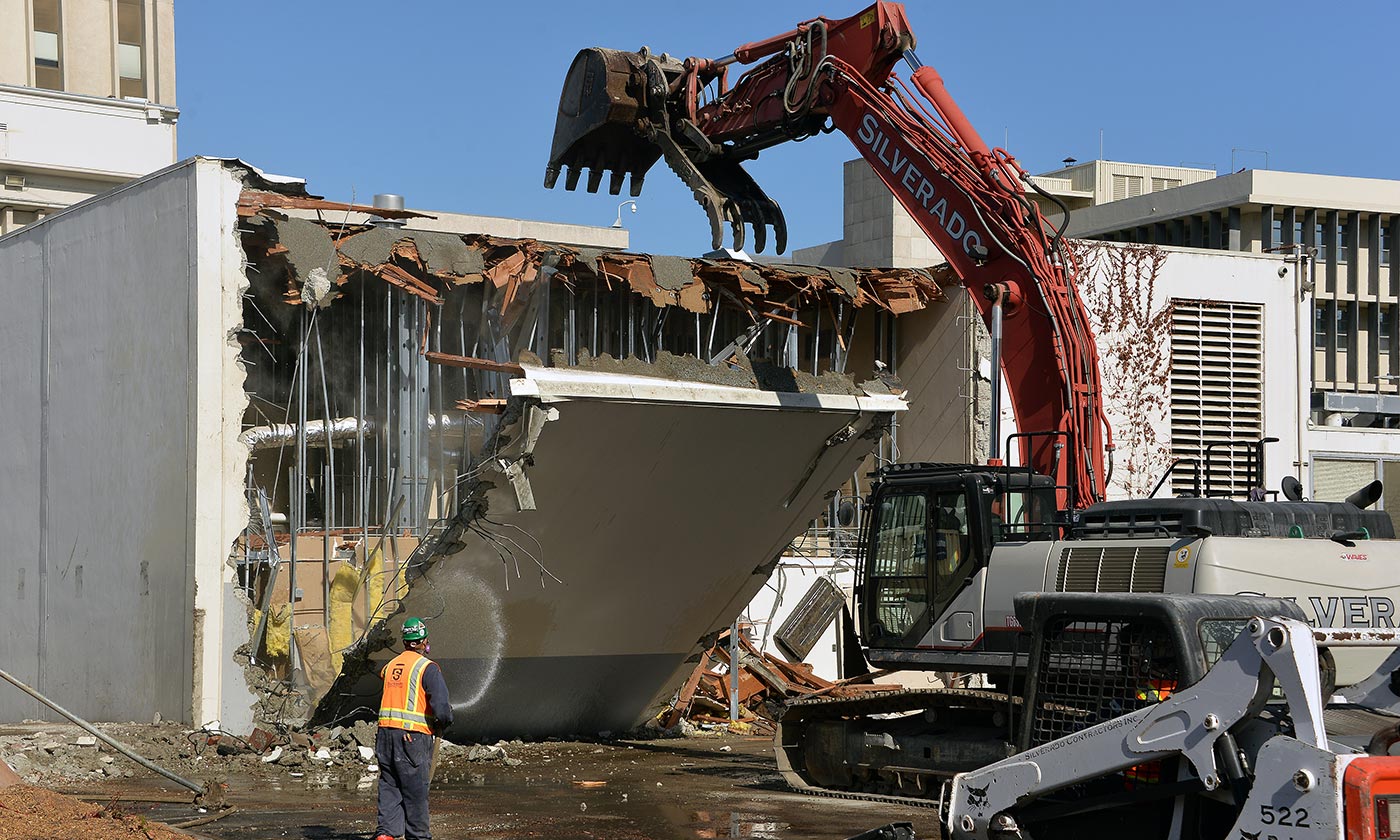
[0, 161, 198, 722]
[0, 86, 176, 176]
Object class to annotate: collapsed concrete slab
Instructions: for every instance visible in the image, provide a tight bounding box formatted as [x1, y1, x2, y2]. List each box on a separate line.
[0, 156, 948, 736]
[318, 365, 902, 738]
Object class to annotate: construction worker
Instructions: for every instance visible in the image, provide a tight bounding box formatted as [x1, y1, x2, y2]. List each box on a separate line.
[374, 617, 453, 840]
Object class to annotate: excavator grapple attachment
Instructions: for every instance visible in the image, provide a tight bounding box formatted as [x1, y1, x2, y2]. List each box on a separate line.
[544, 48, 788, 254]
[544, 48, 666, 199]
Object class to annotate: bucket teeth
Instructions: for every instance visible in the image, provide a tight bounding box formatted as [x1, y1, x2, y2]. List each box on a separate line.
[546, 48, 666, 199]
[544, 46, 790, 253]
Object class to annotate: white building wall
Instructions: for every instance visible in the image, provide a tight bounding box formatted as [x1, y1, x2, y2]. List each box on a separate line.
[0, 158, 257, 727]
[1157, 248, 1303, 496]
[0, 84, 177, 178]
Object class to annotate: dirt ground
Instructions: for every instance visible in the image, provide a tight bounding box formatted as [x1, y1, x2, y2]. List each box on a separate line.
[1, 723, 933, 839]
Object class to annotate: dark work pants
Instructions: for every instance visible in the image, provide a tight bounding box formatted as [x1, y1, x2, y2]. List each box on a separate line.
[375, 726, 435, 840]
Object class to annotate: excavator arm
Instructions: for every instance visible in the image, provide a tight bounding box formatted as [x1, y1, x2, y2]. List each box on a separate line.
[545, 2, 1112, 507]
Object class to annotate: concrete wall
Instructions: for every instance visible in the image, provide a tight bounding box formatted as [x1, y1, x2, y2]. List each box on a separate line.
[0, 158, 252, 725]
[894, 286, 981, 463]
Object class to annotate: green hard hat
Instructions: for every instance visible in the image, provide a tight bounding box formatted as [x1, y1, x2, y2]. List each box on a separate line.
[402, 617, 428, 641]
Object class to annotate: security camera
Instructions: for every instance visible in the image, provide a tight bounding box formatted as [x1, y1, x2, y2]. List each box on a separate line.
[1278, 266, 1289, 278]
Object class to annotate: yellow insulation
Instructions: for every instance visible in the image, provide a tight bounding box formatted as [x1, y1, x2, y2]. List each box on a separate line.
[362, 544, 409, 627]
[328, 561, 361, 673]
[253, 603, 291, 658]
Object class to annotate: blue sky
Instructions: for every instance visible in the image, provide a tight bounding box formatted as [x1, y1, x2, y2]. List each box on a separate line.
[175, 1, 1400, 258]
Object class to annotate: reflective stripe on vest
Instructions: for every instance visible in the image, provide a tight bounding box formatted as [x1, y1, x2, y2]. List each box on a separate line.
[378, 650, 435, 734]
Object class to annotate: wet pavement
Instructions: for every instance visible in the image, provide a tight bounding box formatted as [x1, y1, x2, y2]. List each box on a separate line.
[69, 735, 933, 839]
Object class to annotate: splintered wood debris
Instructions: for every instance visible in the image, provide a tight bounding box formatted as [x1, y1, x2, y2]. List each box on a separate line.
[661, 629, 897, 734]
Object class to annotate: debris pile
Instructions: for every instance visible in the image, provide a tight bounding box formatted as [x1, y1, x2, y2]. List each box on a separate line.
[662, 631, 897, 733]
[0, 785, 194, 840]
[0, 719, 549, 793]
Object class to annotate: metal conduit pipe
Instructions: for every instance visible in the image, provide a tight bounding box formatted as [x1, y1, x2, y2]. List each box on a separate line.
[240, 415, 469, 451]
[0, 667, 207, 798]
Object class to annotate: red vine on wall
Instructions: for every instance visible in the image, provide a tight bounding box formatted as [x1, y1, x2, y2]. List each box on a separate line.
[1071, 241, 1175, 498]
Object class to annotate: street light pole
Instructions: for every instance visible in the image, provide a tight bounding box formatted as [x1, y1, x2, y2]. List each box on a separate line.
[613, 200, 637, 228]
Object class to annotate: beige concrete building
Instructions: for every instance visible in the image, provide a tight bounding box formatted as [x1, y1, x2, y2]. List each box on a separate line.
[1065, 169, 1400, 427]
[1028, 159, 1217, 215]
[0, 0, 178, 233]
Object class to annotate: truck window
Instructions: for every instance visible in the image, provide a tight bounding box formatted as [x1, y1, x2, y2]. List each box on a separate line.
[866, 492, 930, 646]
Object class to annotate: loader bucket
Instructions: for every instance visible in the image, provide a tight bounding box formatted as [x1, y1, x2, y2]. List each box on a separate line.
[544, 48, 666, 197]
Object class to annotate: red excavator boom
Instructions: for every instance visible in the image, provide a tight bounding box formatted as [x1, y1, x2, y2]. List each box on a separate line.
[545, 2, 1113, 509]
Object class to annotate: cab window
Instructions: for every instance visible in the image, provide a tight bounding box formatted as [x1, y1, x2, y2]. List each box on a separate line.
[866, 492, 929, 646]
[932, 492, 971, 618]
[988, 488, 1057, 543]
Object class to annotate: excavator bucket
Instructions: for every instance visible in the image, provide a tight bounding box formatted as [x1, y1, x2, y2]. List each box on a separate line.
[544, 48, 788, 254]
[544, 48, 666, 198]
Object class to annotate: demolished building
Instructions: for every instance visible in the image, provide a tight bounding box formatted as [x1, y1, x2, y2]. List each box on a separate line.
[0, 157, 947, 738]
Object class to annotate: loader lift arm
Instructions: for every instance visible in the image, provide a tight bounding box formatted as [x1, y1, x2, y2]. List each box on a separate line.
[545, 3, 1112, 507]
[947, 610, 1400, 840]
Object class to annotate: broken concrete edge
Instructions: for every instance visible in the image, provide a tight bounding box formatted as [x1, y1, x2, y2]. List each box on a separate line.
[237, 184, 951, 318]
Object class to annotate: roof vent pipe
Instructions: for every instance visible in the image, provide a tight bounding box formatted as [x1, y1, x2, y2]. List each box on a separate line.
[370, 193, 407, 228]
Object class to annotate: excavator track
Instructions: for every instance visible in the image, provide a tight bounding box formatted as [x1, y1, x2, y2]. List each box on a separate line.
[775, 688, 1015, 813]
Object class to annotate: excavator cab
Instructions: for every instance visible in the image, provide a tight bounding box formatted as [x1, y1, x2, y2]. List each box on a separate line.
[858, 463, 1057, 652]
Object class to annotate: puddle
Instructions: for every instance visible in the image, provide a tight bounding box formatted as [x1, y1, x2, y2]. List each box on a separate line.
[688, 810, 792, 838]
[87, 739, 931, 840]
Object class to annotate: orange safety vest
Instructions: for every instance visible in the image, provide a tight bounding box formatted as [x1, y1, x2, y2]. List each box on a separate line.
[378, 650, 435, 734]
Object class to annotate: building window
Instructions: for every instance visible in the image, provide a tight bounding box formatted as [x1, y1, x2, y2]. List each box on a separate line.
[1170, 300, 1264, 497]
[1337, 302, 1351, 351]
[1151, 177, 1182, 192]
[1383, 223, 1391, 266]
[1339, 218, 1351, 264]
[1271, 218, 1283, 249]
[33, 0, 62, 91]
[1382, 307, 1394, 354]
[1315, 305, 1327, 350]
[1112, 174, 1143, 201]
[1317, 222, 1329, 262]
[117, 0, 145, 99]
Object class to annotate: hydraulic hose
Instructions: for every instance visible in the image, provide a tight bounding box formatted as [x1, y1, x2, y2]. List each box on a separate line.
[0, 666, 207, 798]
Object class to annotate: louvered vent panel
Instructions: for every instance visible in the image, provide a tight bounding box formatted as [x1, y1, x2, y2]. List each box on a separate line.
[1111, 174, 1144, 201]
[1170, 299, 1264, 497]
[1055, 546, 1170, 593]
